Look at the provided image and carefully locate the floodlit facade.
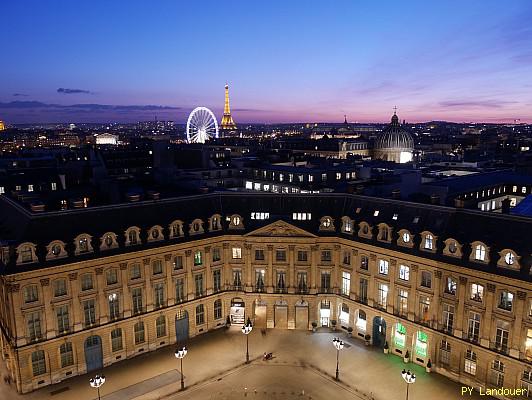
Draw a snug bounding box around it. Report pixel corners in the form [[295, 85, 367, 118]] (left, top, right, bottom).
[[0, 193, 530, 396]]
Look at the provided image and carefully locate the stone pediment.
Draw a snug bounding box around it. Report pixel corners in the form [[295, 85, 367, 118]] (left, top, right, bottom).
[[245, 220, 317, 238]]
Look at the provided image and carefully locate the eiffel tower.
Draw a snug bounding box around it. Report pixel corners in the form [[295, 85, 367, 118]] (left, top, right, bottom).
[[220, 84, 237, 130]]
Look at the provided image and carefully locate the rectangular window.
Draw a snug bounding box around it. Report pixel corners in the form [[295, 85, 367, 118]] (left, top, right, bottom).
[[83, 299, 96, 326], [440, 340, 451, 365], [292, 213, 312, 221], [156, 316, 166, 338], [276, 250, 286, 262], [399, 265, 409, 281], [276, 270, 286, 292], [419, 296, 430, 323], [297, 250, 308, 262], [154, 283, 165, 308], [194, 274, 204, 298], [232, 247, 242, 259], [360, 256, 368, 270], [495, 322, 509, 352], [445, 277, 457, 295], [498, 291, 513, 311], [56, 305, 70, 334], [109, 294, 120, 320], [27, 311, 42, 341], [468, 312, 480, 342], [233, 270, 242, 289], [152, 259, 163, 275], [81, 274, 94, 291], [196, 304, 205, 325], [213, 269, 222, 292], [194, 250, 202, 266], [24, 286, 39, 303], [442, 304, 454, 333], [320, 271, 331, 292], [464, 350, 477, 375], [212, 248, 221, 262], [377, 283, 388, 308], [175, 278, 186, 303], [359, 278, 368, 303], [173, 255, 183, 270], [398, 290, 408, 316], [106, 269, 118, 285], [255, 249, 265, 261], [342, 271, 350, 296], [214, 300, 223, 320], [132, 288, 143, 314], [421, 271, 432, 288], [130, 264, 141, 280], [379, 260, 389, 275], [53, 279, 67, 297], [297, 272, 308, 293], [343, 251, 351, 265], [471, 284, 484, 301], [321, 250, 332, 262]]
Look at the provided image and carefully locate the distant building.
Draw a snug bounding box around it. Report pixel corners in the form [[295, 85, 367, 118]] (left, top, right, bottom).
[[220, 84, 237, 131], [373, 112, 414, 163], [95, 133, 118, 145], [0, 120, 5, 131]]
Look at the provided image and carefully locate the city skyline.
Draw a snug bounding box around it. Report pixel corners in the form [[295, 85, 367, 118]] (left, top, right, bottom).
[[2, 0, 532, 124]]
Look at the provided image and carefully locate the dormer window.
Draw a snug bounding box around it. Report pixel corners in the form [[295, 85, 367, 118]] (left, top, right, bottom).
[[169, 220, 183, 238], [46, 240, 67, 260], [148, 225, 163, 242], [228, 214, 244, 229], [424, 234, 433, 250], [232, 216, 240, 226], [373, 210, 379, 217], [105, 235, 113, 247], [125, 227, 141, 246], [323, 218, 331, 228], [497, 249, 520, 270], [79, 237, 89, 253], [474, 244, 486, 261], [341, 217, 353, 233], [449, 241, 457, 254], [378, 224, 391, 242], [320, 216, 335, 231], [100, 232, 118, 251], [504, 252, 514, 265], [403, 232, 410, 243], [129, 230, 138, 245], [20, 245, 34, 263], [52, 244, 61, 256]]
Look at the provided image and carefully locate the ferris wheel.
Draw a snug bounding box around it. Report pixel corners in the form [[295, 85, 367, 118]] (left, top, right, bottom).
[[186, 107, 219, 143]]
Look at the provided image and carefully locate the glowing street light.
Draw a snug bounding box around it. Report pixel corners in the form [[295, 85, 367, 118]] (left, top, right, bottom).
[[89, 374, 106, 400], [401, 369, 416, 400], [332, 337, 344, 381], [175, 346, 188, 391], [241, 317, 253, 363]]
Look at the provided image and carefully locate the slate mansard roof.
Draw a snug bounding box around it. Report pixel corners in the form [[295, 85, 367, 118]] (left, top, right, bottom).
[[0, 192, 530, 281]]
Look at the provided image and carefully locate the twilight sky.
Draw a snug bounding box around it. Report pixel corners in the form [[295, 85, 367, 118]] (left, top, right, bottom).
[[1, 0, 532, 124]]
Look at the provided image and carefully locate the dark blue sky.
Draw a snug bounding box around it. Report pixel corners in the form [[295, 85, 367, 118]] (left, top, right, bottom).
[[1, 0, 532, 123]]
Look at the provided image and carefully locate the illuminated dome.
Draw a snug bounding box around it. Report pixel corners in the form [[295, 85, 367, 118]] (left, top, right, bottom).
[[374, 112, 414, 163]]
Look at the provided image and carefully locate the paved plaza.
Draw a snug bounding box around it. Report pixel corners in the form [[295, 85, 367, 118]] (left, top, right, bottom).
[[0, 327, 493, 400]]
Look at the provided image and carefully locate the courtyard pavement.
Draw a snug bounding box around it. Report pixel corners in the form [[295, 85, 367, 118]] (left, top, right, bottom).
[[0, 327, 493, 400]]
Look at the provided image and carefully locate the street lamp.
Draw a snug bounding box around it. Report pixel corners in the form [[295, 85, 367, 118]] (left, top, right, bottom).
[[175, 346, 188, 391], [241, 317, 253, 363], [401, 369, 416, 400], [332, 337, 344, 381], [89, 374, 106, 400]]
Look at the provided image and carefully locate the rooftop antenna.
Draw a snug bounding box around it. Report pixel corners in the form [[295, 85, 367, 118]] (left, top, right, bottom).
[[393, 106, 397, 115]]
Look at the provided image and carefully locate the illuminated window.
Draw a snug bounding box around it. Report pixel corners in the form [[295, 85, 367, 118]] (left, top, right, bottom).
[[395, 323, 406, 347], [474, 244, 486, 261], [415, 331, 428, 357], [378, 259, 388, 275], [399, 265, 409, 281], [232, 247, 242, 259]]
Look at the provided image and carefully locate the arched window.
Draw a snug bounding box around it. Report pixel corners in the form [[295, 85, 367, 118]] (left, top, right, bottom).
[[424, 234, 433, 250], [214, 299, 222, 320], [59, 342, 74, 368], [129, 230, 138, 245], [31, 350, 46, 376], [134, 322, 145, 344], [111, 328, 123, 352], [156, 315, 166, 338], [504, 252, 514, 265]]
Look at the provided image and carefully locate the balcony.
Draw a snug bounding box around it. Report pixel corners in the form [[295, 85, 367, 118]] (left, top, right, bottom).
[[318, 287, 332, 294], [355, 295, 368, 305], [230, 285, 243, 291], [463, 332, 480, 344], [497, 302, 513, 312], [254, 286, 265, 293], [275, 287, 288, 294], [297, 287, 309, 295], [491, 342, 509, 355]]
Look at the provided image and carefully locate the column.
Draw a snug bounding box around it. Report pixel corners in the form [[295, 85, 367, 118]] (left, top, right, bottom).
[[432, 270, 442, 329], [350, 249, 359, 300], [185, 250, 194, 300], [69, 272, 82, 331], [205, 246, 212, 294], [453, 276, 467, 337], [407, 264, 418, 321], [222, 243, 230, 291], [333, 244, 340, 293], [288, 245, 295, 293], [310, 245, 319, 293], [120, 262, 132, 318], [143, 258, 154, 312], [367, 254, 378, 307], [95, 267, 107, 323], [511, 290, 527, 358], [244, 243, 252, 291], [480, 283, 495, 347], [9, 284, 25, 346], [387, 260, 397, 314], [267, 245, 274, 293], [38, 279, 54, 339], [165, 254, 175, 305]]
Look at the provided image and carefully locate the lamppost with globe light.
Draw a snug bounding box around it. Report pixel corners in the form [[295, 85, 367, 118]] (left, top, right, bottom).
[[332, 337, 344, 381], [401, 369, 416, 400], [241, 317, 253, 363], [175, 346, 188, 391], [89, 374, 106, 400]]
